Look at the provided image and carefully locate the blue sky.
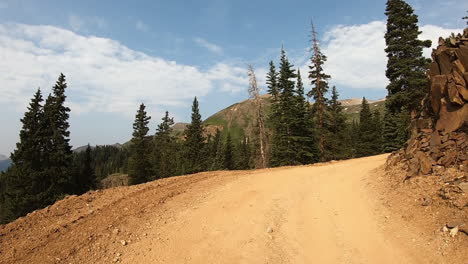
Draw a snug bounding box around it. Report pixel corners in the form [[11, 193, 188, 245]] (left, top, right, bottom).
[[0, 0, 467, 155]]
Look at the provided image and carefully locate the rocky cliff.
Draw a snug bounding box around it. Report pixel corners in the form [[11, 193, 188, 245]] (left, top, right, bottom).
[[388, 28, 468, 179]]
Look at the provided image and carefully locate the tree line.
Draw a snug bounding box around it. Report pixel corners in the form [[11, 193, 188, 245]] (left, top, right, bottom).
[[0, 0, 431, 224]]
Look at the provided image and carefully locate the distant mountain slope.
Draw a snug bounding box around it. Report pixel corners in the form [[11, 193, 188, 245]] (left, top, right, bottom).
[[0, 154, 8, 161], [0, 159, 12, 172], [202, 95, 386, 141]]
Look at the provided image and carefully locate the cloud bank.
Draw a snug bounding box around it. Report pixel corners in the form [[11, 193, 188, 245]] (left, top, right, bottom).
[[321, 21, 462, 90], [0, 23, 246, 117]]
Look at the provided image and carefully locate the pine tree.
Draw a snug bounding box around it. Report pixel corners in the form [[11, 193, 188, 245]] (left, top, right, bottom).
[[128, 103, 152, 185], [308, 22, 331, 159], [292, 70, 319, 164], [41, 73, 73, 201], [72, 144, 96, 194], [372, 109, 383, 152], [184, 97, 206, 174], [357, 98, 382, 157], [266, 61, 279, 101], [384, 0, 431, 150], [382, 111, 399, 152], [11, 89, 44, 170], [223, 132, 234, 170], [235, 136, 252, 170], [385, 0, 431, 113], [357, 98, 374, 157], [269, 48, 298, 166], [1, 89, 45, 223], [325, 86, 349, 160], [208, 128, 224, 170], [153, 111, 176, 179]]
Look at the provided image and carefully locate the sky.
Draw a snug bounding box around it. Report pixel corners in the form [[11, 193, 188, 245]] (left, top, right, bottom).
[[0, 0, 467, 155]]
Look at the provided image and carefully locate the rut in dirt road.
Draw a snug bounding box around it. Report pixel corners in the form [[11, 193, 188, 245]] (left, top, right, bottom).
[[0, 155, 451, 263]]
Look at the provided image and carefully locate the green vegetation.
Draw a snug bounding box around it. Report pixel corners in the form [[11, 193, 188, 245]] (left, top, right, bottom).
[[0, 0, 432, 224], [383, 0, 431, 151]]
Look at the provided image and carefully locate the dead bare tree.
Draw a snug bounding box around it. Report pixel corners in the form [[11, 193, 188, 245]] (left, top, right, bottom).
[[247, 64, 267, 168]]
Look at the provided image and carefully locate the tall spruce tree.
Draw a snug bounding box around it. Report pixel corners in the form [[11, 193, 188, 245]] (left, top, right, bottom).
[[128, 103, 152, 185], [1, 89, 45, 223], [42, 73, 73, 201], [325, 86, 349, 160], [266, 61, 280, 101], [269, 48, 298, 166], [184, 97, 206, 173], [153, 111, 176, 179], [235, 136, 252, 170], [208, 128, 224, 170], [357, 98, 382, 157], [385, 0, 431, 112], [384, 0, 431, 149], [72, 144, 96, 194], [308, 22, 331, 159], [292, 70, 319, 164]]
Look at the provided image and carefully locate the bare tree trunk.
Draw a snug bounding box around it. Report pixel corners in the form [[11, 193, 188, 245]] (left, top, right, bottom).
[[247, 65, 267, 168], [311, 22, 325, 158]]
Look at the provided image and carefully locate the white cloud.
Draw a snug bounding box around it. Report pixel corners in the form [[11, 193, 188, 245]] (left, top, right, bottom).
[[0, 23, 247, 118], [320, 21, 462, 90], [193, 37, 223, 54], [135, 20, 150, 32], [68, 15, 107, 32]]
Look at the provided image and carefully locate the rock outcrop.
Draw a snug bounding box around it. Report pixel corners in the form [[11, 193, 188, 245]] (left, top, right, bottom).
[[387, 28, 468, 179]]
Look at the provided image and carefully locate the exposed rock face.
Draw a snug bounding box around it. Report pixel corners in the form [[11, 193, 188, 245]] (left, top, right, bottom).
[[429, 33, 468, 133], [387, 28, 468, 180]]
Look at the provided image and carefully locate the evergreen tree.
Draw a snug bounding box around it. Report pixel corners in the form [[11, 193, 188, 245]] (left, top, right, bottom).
[[325, 86, 349, 160], [382, 111, 399, 152], [235, 136, 252, 170], [184, 97, 206, 174], [372, 109, 383, 152], [1, 89, 45, 223], [357, 98, 382, 157], [269, 48, 297, 166], [208, 128, 224, 170], [307, 22, 331, 159], [41, 73, 73, 201], [72, 144, 96, 194], [384, 0, 431, 150], [266, 61, 279, 101], [10, 89, 44, 170], [128, 103, 152, 185], [153, 111, 176, 179], [292, 70, 319, 164], [223, 132, 234, 170]]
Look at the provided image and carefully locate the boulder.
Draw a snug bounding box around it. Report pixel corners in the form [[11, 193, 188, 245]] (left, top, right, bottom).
[[447, 82, 464, 105], [436, 99, 468, 132], [438, 150, 457, 167], [430, 75, 447, 113], [455, 45, 468, 70], [416, 151, 433, 175], [453, 70, 466, 86], [436, 50, 453, 75], [430, 130, 441, 147], [428, 62, 440, 77], [456, 84, 468, 101], [453, 59, 466, 74]]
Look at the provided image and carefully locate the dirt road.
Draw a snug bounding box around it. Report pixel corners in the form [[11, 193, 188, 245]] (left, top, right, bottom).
[[0, 154, 455, 263]]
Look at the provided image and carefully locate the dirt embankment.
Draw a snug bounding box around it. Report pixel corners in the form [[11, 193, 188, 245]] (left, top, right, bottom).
[[0, 155, 466, 264]]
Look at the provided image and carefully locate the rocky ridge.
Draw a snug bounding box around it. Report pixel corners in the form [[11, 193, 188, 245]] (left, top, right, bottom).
[[386, 29, 468, 235]]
